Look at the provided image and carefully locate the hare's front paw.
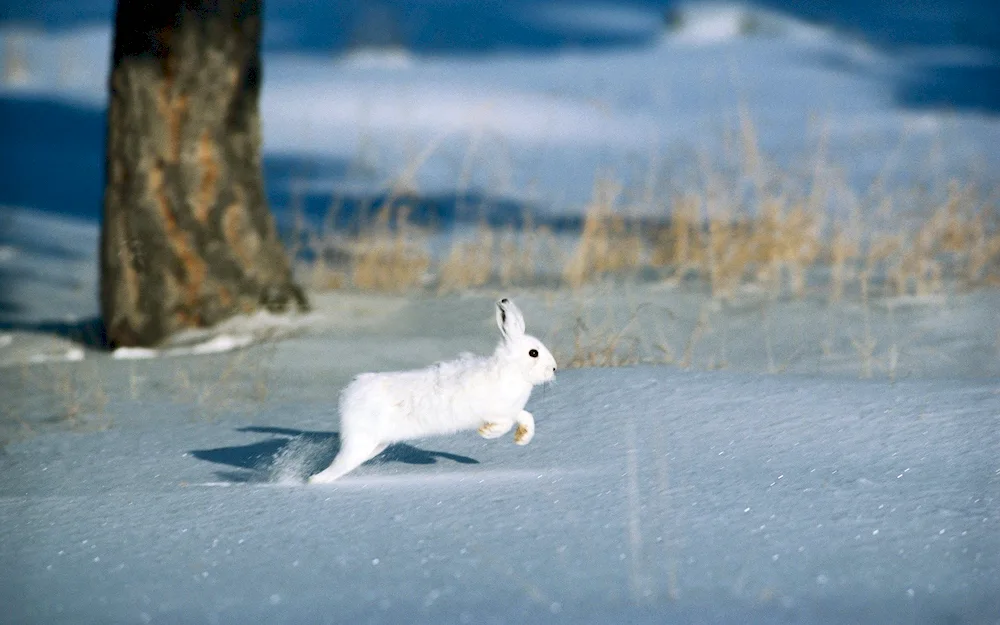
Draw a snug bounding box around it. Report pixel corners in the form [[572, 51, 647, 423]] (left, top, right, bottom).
[[479, 419, 513, 439], [514, 410, 535, 445]]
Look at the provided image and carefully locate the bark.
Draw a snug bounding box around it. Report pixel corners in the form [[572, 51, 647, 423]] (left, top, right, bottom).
[[101, 0, 307, 348]]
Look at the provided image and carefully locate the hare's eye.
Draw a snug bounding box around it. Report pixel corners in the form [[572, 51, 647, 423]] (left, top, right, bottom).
[[528, 349, 539, 358]]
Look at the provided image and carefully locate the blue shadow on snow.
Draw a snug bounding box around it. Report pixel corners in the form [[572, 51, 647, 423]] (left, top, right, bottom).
[[190, 425, 479, 483]]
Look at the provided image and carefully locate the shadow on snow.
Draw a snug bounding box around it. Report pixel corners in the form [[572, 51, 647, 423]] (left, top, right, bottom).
[[190, 425, 479, 483], [0, 316, 108, 349]]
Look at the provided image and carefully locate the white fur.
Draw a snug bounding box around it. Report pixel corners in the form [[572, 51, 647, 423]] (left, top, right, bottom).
[[309, 298, 556, 483]]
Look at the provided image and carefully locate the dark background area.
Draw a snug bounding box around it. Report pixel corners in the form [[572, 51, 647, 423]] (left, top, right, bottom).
[[2, 0, 998, 53], [0, 0, 998, 225]]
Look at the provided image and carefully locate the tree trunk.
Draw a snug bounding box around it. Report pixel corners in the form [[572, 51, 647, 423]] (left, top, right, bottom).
[[101, 0, 307, 348]]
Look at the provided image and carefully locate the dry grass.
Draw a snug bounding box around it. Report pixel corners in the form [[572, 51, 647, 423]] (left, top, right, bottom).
[[562, 177, 645, 289], [13, 360, 113, 432], [650, 193, 702, 270], [301, 196, 350, 291], [1, 359, 109, 446], [546, 289, 683, 370], [297, 185, 998, 300], [287, 112, 1000, 304], [649, 192, 825, 300], [890, 182, 1000, 294], [437, 224, 496, 293], [558, 311, 644, 368], [164, 343, 277, 415], [829, 223, 860, 302], [499, 221, 564, 288], [349, 203, 431, 293]]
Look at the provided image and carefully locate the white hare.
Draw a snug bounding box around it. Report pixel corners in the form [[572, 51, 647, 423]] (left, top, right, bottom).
[[308, 298, 557, 483]]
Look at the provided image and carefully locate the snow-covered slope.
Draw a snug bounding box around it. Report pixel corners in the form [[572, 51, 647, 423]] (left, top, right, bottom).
[[2, 365, 997, 624], [3, 3, 999, 222]]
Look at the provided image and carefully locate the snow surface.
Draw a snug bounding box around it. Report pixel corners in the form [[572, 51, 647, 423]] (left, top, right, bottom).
[[2, 362, 998, 624], [2, 290, 999, 623]]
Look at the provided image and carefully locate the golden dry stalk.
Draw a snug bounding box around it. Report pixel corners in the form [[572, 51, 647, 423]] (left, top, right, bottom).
[[563, 178, 645, 289], [350, 204, 430, 293], [437, 226, 496, 293]]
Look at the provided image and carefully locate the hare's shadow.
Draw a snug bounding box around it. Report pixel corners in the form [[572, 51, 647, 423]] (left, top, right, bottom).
[[190, 426, 479, 483]]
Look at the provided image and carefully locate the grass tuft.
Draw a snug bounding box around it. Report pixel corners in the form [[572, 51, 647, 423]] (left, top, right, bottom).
[[283, 111, 1000, 308], [349, 203, 431, 293]]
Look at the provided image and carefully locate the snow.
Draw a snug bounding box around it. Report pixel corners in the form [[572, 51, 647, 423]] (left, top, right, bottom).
[[2, 289, 999, 622], [2, 362, 998, 624], [0, 24, 110, 106], [112, 335, 254, 360], [2, 1, 1000, 622], [340, 47, 417, 70], [26, 346, 84, 363], [665, 2, 832, 44], [3, 3, 999, 219]]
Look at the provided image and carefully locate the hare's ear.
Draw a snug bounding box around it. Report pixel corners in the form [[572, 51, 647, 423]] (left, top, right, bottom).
[[496, 298, 526, 341]]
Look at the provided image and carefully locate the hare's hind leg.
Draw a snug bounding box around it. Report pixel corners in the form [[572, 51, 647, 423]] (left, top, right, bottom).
[[366, 443, 389, 462], [514, 410, 535, 445], [308, 436, 381, 484]]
